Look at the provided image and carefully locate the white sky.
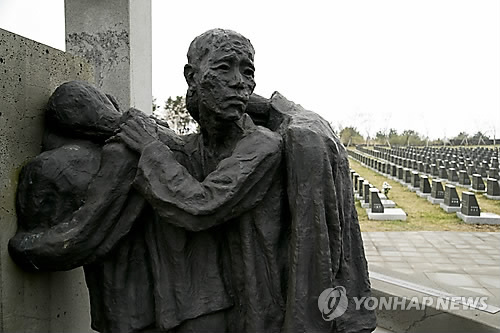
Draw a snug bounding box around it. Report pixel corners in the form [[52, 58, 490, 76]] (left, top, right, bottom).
[[0, 0, 498, 140]]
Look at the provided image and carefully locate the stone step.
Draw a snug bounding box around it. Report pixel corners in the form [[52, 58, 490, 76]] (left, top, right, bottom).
[[371, 271, 500, 333]]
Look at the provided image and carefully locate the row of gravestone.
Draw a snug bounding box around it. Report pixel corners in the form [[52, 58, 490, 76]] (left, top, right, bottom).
[[358, 145, 500, 182], [373, 145, 498, 168], [349, 170, 407, 221], [350, 171, 386, 213], [353, 147, 500, 200], [348, 149, 500, 225]]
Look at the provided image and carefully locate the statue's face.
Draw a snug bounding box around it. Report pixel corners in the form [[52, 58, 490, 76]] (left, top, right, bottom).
[[196, 40, 256, 122]]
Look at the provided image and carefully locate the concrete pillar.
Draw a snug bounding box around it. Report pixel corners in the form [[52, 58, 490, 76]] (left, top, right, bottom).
[[0, 28, 93, 333], [65, 0, 152, 114]]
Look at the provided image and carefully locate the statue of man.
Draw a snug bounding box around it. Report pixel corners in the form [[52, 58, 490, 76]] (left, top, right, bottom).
[[10, 29, 376, 333]]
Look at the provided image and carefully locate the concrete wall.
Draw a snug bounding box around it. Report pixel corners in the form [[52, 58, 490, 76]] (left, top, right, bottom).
[[0, 28, 94, 333]]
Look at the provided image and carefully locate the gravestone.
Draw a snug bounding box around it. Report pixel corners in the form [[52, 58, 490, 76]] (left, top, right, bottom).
[[430, 164, 438, 176], [420, 176, 431, 193], [428, 179, 445, 204], [397, 166, 404, 180], [417, 175, 432, 198], [403, 168, 412, 184], [439, 166, 448, 180], [460, 192, 480, 216], [390, 164, 397, 177], [488, 167, 499, 179], [417, 161, 424, 172], [491, 157, 499, 169], [409, 159, 416, 170], [381, 162, 387, 174], [353, 173, 360, 192], [369, 188, 384, 213], [357, 177, 365, 200], [485, 178, 500, 200], [476, 164, 487, 178], [472, 174, 486, 192], [458, 170, 471, 186], [467, 164, 476, 176], [423, 162, 431, 174], [441, 184, 461, 213], [447, 168, 459, 183], [409, 171, 420, 192], [363, 182, 371, 206]]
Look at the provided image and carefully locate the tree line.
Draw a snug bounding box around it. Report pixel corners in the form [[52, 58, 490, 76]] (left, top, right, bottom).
[[336, 127, 496, 147]]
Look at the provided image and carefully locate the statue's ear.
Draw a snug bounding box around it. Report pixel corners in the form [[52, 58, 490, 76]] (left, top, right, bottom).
[[184, 64, 196, 88]]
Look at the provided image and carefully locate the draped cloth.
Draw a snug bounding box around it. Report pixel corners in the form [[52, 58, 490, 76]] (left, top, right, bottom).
[[267, 93, 376, 333], [9, 89, 376, 333]]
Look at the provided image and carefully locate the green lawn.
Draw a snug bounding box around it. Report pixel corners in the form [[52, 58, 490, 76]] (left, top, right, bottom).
[[348, 157, 500, 232]]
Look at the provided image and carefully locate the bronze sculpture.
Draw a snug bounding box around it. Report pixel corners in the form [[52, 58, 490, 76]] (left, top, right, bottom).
[[10, 29, 376, 333]]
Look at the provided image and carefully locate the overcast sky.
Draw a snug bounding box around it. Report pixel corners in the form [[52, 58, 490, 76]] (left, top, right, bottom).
[[1, 0, 498, 140]]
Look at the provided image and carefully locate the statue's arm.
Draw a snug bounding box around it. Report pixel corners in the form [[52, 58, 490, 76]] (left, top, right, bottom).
[[133, 129, 282, 231]]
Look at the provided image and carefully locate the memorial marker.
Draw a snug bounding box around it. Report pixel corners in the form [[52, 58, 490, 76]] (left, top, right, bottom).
[[441, 184, 461, 213]]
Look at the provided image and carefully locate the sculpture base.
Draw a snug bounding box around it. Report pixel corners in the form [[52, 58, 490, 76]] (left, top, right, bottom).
[[427, 197, 444, 205], [381, 200, 396, 208], [484, 194, 500, 200], [367, 208, 407, 221], [408, 185, 420, 192], [439, 203, 461, 213], [456, 212, 500, 225], [416, 191, 431, 199]]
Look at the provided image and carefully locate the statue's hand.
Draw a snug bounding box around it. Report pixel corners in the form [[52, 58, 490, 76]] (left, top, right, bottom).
[[109, 108, 159, 153]]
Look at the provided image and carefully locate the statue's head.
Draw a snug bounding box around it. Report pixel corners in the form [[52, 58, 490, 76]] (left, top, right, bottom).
[[184, 29, 256, 124]]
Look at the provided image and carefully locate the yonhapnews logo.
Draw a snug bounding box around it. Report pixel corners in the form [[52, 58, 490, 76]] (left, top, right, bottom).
[[317, 286, 348, 321], [318, 286, 491, 321]]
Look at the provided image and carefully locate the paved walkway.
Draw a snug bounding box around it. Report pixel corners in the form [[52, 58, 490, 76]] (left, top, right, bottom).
[[363, 231, 500, 310]]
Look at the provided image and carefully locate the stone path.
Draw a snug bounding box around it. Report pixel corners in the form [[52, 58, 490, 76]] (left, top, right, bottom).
[[363, 231, 500, 310]]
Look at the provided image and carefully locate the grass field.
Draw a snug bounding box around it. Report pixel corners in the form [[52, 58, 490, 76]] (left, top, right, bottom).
[[348, 157, 500, 232]]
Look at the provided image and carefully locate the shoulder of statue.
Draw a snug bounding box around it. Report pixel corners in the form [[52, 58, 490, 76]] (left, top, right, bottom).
[[238, 114, 283, 154]]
